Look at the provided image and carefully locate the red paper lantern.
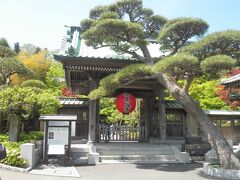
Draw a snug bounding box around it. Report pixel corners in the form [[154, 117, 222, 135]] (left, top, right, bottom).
[[116, 92, 136, 114]]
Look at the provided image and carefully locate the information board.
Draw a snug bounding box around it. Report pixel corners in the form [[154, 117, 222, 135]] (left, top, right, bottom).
[[48, 127, 69, 145]]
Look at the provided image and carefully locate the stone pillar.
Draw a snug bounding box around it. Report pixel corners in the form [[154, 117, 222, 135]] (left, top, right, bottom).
[[20, 143, 35, 168], [9, 114, 20, 142], [158, 88, 166, 142]]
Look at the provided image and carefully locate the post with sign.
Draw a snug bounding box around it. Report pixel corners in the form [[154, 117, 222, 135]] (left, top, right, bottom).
[[39, 115, 77, 164]]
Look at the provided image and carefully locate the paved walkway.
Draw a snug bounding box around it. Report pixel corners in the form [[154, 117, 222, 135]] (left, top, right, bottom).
[[0, 163, 218, 180], [29, 164, 80, 177]]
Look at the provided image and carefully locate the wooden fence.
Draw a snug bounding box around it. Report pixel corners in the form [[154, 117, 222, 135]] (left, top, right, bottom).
[[99, 124, 146, 141]]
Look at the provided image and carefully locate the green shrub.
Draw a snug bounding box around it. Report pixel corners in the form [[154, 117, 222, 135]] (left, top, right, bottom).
[[2, 142, 21, 151], [19, 131, 44, 142], [21, 79, 47, 89], [210, 162, 221, 168], [0, 131, 43, 167], [0, 149, 28, 168], [0, 134, 8, 142]]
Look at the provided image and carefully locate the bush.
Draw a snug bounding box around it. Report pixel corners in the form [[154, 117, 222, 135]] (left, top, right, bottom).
[[2, 142, 21, 151], [0, 131, 43, 167], [21, 79, 47, 89], [210, 162, 221, 168], [0, 134, 8, 142], [0, 149, 28, 168], [19, 131, 44, 142]]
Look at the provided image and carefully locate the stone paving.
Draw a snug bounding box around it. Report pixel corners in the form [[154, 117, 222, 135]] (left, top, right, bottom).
[[0, 162, 219, 180], [29, 164, 80, 177]]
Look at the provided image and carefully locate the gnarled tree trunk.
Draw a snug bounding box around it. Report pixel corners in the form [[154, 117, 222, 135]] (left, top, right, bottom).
[[153, 73, 240, 169]]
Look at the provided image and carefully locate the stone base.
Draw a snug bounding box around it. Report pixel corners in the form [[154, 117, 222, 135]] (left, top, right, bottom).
[[178, 152, 191, 163], [203, 163, 240, 179], [171, 146, 191, 163], [185, 137, 202, 144], [88, 153, 99, 165], [183, 143, 211, 156], [190, 156, 205, 161], [149, 138, 166, 144]]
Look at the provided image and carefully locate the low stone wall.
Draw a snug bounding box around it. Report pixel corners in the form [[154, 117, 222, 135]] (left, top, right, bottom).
[[20, 140, 43, 168], [0, 163, 31, 173], [203, 163, 240, 179]]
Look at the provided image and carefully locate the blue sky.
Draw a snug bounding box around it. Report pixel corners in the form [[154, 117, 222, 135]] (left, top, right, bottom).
[[0, 0, 239, 50]]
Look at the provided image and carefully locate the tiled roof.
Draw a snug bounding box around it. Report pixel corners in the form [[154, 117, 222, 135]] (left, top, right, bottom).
[[220, 74, 240, 87], [59, 97, 89, 106], [204, 110, 240, 116], [165, 100, 183, 110], [39, 115, 77, 121], [204, 110, 240, 120]]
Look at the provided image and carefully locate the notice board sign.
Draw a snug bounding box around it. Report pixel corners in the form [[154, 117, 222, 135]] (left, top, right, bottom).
[[48, 127, 69, 145]]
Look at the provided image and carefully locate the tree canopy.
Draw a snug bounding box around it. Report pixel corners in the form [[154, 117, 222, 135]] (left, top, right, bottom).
[[11, 51, 51, 85], [0, 38, 10, 48], [81, 0, 167, 64], [0, 45, 16, 58], [158, 17, 208, 55], [189, 77, 230, 110], [83, 0, 240, 168], [0, 87, 61, 141], [0, 57, 33, 85]]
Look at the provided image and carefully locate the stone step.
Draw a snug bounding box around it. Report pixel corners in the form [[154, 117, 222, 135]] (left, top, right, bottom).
[[71, 152, 88, 156], [71, 144, 90, 153], [99, 154, 177, 163], [97, 146, 173, 151], [98, 150, 174, 155], [71, 156, 88, 165], [71, 139, 88, 144], [100, 160, 180, 164]]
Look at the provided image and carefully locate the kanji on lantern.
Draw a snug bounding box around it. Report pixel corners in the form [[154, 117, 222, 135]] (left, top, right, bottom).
[[116, 92, 136, 114]]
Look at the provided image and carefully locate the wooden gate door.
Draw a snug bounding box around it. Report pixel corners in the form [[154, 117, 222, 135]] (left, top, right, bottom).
[[75, 111, 89, 139]]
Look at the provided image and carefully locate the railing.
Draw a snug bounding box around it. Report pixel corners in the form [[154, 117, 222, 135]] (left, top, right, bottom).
[[99, 124, 146, 142]]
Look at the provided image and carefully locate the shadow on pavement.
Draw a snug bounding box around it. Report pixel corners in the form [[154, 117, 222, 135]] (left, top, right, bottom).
[[134, 162, 203, 172]]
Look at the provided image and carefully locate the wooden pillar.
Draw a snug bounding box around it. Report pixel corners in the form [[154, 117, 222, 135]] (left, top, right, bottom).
[[96, 100, 100, 142], [88, 78, 98, 145], [68, 121, 72, 159], [65, 69, 71, 87], [43, 121, 49, 164], [158, 88, 166, 141], [88, 99, 97, 144], [143, 97, 149, 139]]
